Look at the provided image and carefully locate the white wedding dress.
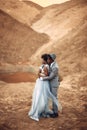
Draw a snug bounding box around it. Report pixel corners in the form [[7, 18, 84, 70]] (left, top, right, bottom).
[[28, 64, 59, 121]]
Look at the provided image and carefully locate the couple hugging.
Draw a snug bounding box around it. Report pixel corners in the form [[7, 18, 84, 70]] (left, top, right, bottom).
[[28, 54, 62, 121]]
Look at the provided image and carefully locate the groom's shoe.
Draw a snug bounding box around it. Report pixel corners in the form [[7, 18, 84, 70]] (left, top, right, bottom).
[[40, 113, 50, 118], [50, 113, 59, 118]]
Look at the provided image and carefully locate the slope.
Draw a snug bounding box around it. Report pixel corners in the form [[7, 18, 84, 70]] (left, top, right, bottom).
[[0, 9, 49, 64], [0, 0, 43, 26]]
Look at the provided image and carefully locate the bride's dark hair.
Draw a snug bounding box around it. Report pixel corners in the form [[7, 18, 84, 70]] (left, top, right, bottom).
[[41, 54, 48, 62]]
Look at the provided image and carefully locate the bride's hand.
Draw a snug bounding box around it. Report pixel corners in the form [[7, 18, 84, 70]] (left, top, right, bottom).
[[39, 73, 45, 77]]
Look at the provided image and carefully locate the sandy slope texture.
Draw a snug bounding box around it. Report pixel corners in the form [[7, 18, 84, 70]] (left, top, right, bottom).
[[32, 0, 87, 40], [30, 0, 87, 72], [0, 0, 43, 26], [0, 75, 87, 130], [0, 9, 49, 64]]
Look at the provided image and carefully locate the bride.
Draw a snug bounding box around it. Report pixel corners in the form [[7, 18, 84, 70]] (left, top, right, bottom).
[[28, 54, 58, 121]]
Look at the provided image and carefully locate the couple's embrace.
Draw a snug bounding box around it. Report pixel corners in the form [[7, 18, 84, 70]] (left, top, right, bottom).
[[28, 54, 62, 121]]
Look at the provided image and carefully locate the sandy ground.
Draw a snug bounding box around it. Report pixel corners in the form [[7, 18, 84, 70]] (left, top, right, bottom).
[[0, 74, 87, 130]]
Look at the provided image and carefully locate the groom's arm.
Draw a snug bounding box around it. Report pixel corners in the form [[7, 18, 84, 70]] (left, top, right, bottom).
[[43, 67, 58, 80]]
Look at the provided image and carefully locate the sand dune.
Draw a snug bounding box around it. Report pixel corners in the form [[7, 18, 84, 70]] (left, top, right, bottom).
[[23, 0, 43, 10], [32, 0, 87, 40], [0, 9, 49, 64], [31, 0, 87, 71], [0, 0, 43, 26]]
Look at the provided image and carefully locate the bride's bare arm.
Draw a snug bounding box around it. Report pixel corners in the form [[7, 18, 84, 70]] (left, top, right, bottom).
[[38, 69, 41, 78], [43, 66, 49, 76]]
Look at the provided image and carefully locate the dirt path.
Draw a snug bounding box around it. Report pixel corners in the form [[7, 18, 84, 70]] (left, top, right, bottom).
[[0, 72, 36, 83], [0, 76, 87, 130]]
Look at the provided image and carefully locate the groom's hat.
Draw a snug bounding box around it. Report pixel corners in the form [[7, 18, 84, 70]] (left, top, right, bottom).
[[49, 54, 56, 61]]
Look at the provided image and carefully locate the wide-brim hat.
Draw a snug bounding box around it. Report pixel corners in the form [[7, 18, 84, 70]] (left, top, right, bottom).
[[49, 54, 56, 61]]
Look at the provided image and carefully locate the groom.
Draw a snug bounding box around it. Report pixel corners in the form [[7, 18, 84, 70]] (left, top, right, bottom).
[[43, 54, 59, 118]]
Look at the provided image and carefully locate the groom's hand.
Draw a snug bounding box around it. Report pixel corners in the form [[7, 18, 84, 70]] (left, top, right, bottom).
[[38, 73, 42, 78]]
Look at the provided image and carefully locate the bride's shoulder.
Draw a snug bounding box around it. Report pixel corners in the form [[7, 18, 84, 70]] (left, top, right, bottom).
[[39, 64, 44, 70], [44, 64, 49, 69], [45, 64, 49, 67], [39, 64, 49, 70]]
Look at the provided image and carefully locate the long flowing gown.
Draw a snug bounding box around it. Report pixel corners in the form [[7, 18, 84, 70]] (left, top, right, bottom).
[[28, 64, 59, 121]]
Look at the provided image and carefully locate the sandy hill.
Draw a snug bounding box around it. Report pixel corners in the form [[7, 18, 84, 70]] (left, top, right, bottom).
[[0, 9, 49, 64], [32, 0, 87, 40], [0, 0, 43, 26], [31, 0, 87, 76], [23, 0, 43, 10]]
